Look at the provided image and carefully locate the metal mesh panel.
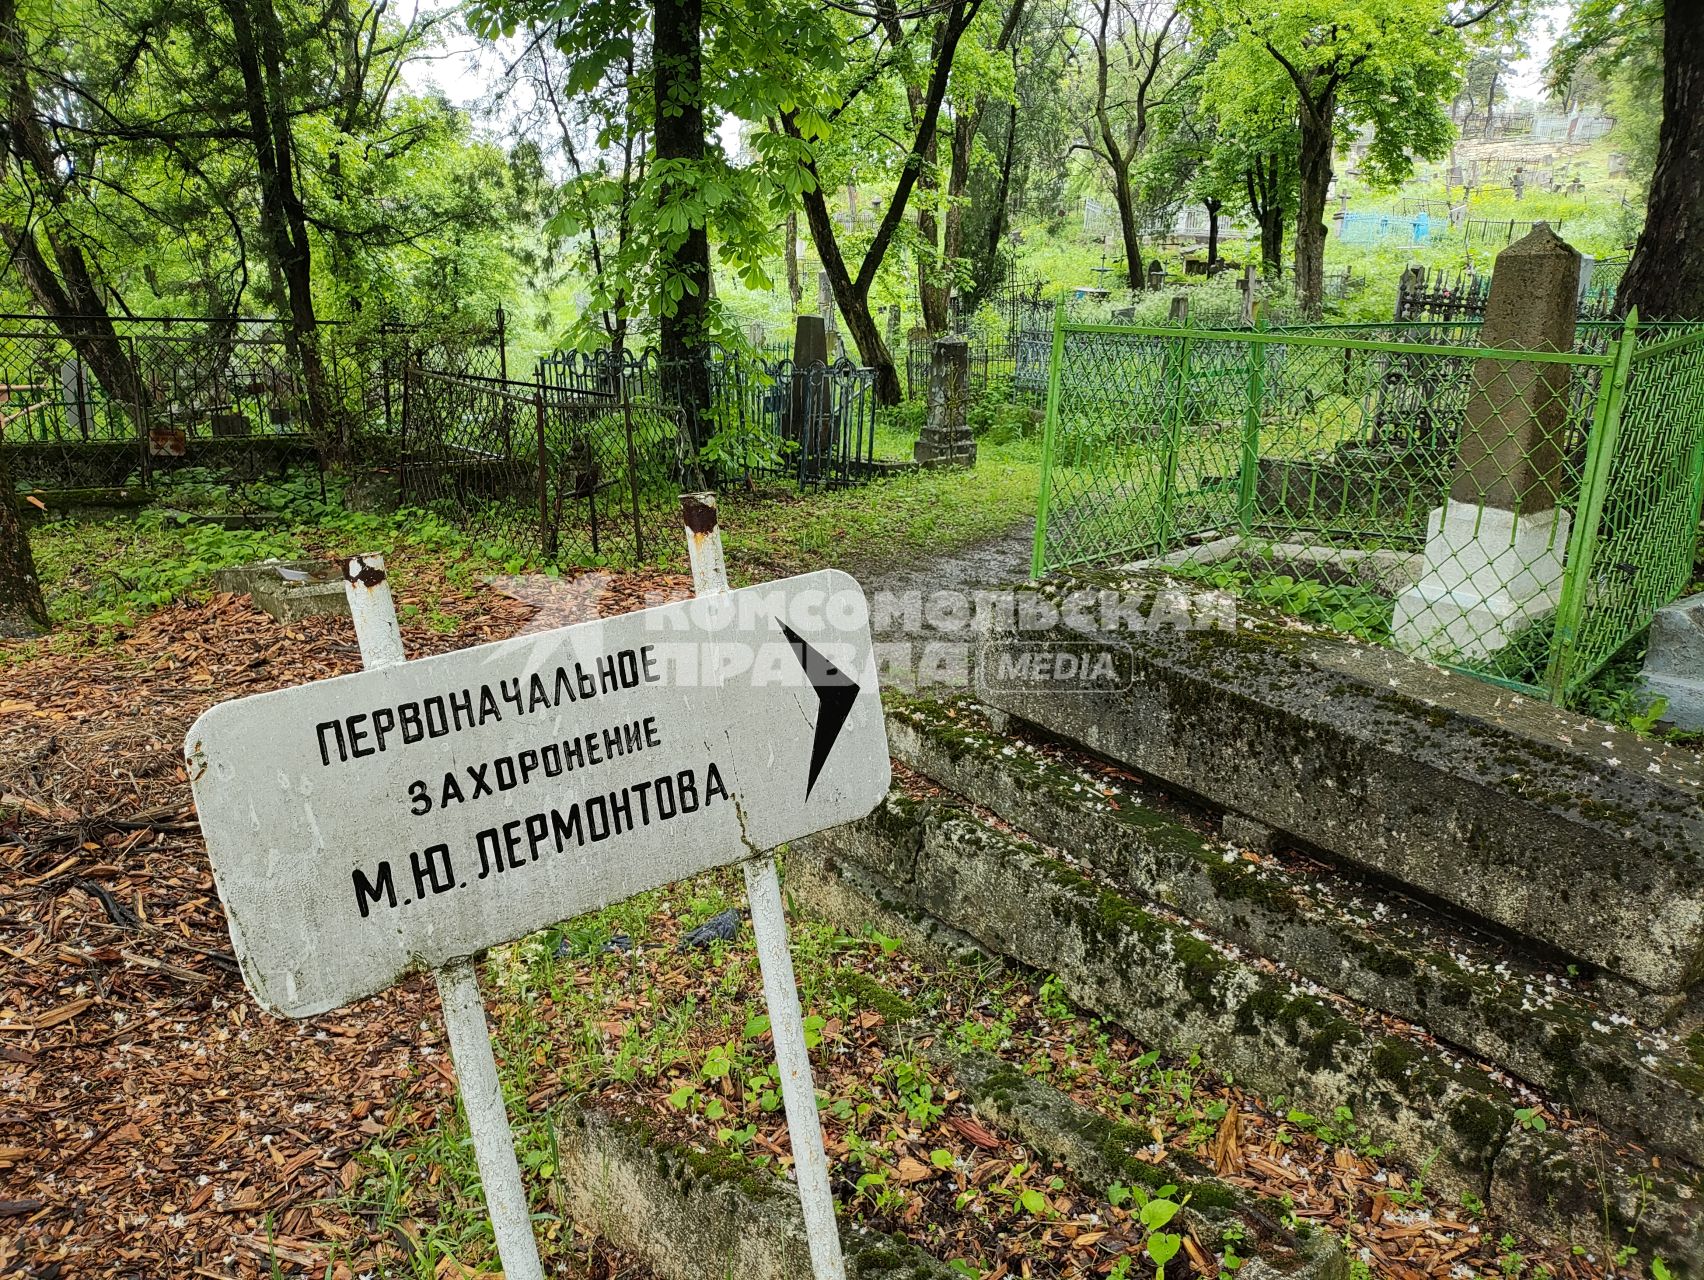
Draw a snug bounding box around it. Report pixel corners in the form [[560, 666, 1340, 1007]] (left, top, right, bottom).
[[1558, 325, 1704, 694], [1032, 311, 1704, 706]]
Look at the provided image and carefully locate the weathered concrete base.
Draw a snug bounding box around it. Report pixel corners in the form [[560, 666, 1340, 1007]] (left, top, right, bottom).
[[974, 574, 1704, 997], [791, 794, 1704, 1264], [913, 431, 976, 468], [1392, 501, 1570, 660], [1128, 533, 1421, 596], [213, 559, 351, 622], [882, 696, 1704, 1170], [1641, 591, 1704, 731], [552, 1103, 957, 1280]]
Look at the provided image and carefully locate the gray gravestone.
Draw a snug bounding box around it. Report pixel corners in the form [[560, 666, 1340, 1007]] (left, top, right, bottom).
[[58, 358, 91, 436], [789, 315, 831, 452], [1449, 224, 1580, 514], [913, 337, 975, 469], [1393, 223, 1583, 659]]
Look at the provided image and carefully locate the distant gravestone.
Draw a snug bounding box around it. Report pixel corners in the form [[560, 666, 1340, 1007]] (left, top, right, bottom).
[[1146, 260, 1165, 292], [58, 358, 91, 437], [913, 337, 975, 469], [1393, 224, 1583, 660], [1168, 295, 1190, 326], [789, 315, 831, 455]]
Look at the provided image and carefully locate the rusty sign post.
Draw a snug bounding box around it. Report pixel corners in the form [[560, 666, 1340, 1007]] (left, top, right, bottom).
[[185, 534, 889, 1278], [680, 492, 846, 1279]]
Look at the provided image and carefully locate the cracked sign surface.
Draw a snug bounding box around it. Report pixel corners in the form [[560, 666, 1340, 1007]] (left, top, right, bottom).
[[185, 569, 890, 1018]]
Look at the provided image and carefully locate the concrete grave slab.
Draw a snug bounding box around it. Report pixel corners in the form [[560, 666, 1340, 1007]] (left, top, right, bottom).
[[883, 695, 1704, 1168], [213, 559, 351, 622], [974, 573, 1704, 996], [792, 793, 1704, 1262]]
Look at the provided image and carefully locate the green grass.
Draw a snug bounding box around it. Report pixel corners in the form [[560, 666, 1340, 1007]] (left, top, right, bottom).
[[7, 432, 1044, 662], [720, 437, 1042, 583]]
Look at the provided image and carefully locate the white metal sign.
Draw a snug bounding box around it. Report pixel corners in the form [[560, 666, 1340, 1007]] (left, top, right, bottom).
[[186, 567, 890, 1019]]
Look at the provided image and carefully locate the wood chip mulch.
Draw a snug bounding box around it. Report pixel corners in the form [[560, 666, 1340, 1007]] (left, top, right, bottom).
[[0, 561, 689, 1279]]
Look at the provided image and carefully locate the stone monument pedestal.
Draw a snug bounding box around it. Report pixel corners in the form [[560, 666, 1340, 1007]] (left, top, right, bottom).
[[1392, 501, 1571, 660], [914, 337, 976, 469], [1391, 223, 1583, 664]]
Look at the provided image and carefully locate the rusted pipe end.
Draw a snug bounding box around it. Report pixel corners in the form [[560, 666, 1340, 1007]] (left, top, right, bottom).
[[343, 553, 388, 589], [680, 492, 719, 535]]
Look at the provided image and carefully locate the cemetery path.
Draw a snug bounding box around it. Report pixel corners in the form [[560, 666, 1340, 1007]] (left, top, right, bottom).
[[859, 519, 1035, 689], [858, 518, 1036, 605]]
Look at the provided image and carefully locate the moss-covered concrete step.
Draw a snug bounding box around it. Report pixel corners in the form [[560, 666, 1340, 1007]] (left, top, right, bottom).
[[790, 795, 1704, 1269], [933, 1044, 1347, 1280], [824, 970, 1348, 1279], [972, 573, 1704, 998], [884, 694, 1704, 1173], [552, 1102, 960, 1280]]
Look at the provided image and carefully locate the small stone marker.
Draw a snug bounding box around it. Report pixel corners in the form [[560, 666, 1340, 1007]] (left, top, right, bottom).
[[913, 336, 975, 469], [187, 516, 888, 1279], [1393, 224, 1582, 659], [1639, 590, 1704, 730]]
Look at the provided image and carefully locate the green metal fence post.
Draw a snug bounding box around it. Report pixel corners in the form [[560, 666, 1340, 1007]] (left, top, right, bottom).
[[1030, 301, 1069, 580], [1237, 316, 1266, 534], [1545, 309, 1638, 702], [1155, 318, 1193, 552]]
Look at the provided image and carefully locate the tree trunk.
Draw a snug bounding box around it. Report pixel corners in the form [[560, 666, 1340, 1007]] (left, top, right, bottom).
[[786, 209, 801, 311], [653, 0, 712, 450], [1205, 197, 1221, 268], [1260, 209, 1284, 277], [782, 0, 981, 406], [224, 0, 332, 449], [1483, 66, 1498, 139], [917, 133, 949, 331], [795, 171, 901, 403], [1293, 101, 1334, 316], [940, 111, 973, 320], [970, 98, 1021, 305], [1619, 4, 1704, 321], [0, 449, 47, 638], [1113, 163, 1143, 290]]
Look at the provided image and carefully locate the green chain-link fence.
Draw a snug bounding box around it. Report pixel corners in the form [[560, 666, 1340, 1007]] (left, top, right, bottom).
[[1032, 306, 1704, 705]]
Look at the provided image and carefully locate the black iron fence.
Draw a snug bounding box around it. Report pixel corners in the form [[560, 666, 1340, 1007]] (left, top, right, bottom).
[[395, 366, 681, 565], [0, 316, 505, 493], [536, 345, 880, 490], [2, 314, 887, 568], [1396, 260, 1628, 323]]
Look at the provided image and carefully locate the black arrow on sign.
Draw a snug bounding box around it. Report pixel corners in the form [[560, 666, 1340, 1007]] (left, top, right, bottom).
[[777, 621, 861, 799]]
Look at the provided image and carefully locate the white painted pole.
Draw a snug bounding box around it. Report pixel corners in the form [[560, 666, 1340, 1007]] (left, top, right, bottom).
[[678, 495, 847, 1280], [342, 554, 546, 1280]]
